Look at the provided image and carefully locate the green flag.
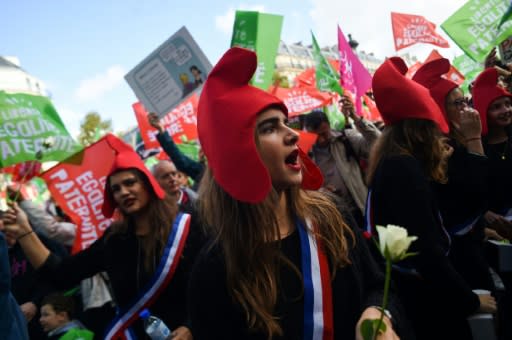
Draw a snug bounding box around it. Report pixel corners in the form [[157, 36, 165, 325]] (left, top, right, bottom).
[[324, 102, 346, 131], [498, 1, 512, 28], [311, 32, 344, 95], [442, 0, 512, 62], [0, 91, 82, 167], [231, 11, 283, 90], [452, 54, 482, 93]]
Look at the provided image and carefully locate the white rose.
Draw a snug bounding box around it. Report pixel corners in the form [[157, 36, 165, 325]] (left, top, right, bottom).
[[42, 136, 55, 149], [376, 224, 417, 262]]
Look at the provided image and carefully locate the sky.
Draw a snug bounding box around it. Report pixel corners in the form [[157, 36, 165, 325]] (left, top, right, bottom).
[[2, 0, 468, 137]]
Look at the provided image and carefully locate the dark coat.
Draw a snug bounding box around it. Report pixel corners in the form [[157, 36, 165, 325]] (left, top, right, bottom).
[[38, 215, 205, 338], [433, 144, 494, 291], [368, 154, 480, 340], [188, 216, 410, 339], [483, 137, 512, 214]]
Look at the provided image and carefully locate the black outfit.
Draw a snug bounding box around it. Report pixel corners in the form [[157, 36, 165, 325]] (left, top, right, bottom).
[[483, 137, 512, 340], [188, 220, 410, 339], [10, 232, 68, 340], [38, 217, 205, 339], [368, 155, 480, 340], [484, 138, 512, 215], [433, 143, 494, 291]]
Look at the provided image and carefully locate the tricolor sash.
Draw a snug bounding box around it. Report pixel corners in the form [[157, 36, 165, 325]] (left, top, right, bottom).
[[364, 189, 373, 235], [104, 212, 191, 339], [297, 219, 334, 340], [448, 214, 482, 236]]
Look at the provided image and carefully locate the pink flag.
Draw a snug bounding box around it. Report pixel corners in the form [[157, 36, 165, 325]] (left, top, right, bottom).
[[337, 26, 372, 115]]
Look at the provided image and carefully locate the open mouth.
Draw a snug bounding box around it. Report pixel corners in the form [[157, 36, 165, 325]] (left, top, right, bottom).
[[285, 149, 301, 170]]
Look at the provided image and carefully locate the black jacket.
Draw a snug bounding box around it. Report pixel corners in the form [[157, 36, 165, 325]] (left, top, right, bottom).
[[368, 155, 479, 340], [188, 214, 409, 339], [38, 215, 205, 338]]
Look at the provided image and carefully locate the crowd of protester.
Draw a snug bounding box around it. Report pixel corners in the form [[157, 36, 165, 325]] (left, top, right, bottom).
[[0, 45, 511, 340]]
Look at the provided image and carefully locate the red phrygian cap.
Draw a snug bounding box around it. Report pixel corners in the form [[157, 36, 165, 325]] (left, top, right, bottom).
[[197, 47, 323, 203], [413, 58, 459, 120], [101, 134, 165, 218], [472, 67, 512, 136], [372, 57, 449, 133]]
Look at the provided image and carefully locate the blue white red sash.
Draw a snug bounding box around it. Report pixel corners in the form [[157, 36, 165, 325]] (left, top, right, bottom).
[[297, 219, 333, 340], [364, 190, 374, 235], [104, 212, 191, 339], [448, 214, 481, 236]]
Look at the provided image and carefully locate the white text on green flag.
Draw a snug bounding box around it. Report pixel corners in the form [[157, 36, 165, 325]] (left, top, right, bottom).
[[0, 91, 81, 167], [442, 0, 512, 62]]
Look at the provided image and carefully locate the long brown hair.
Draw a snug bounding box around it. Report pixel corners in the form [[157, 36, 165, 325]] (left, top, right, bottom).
[[107, 169, 178, 272], [366, 119, 449, 184], [198, 168, 353, 338]]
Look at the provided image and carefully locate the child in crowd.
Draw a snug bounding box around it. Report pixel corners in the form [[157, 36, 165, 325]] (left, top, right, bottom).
[[40, 293, 93, 340]]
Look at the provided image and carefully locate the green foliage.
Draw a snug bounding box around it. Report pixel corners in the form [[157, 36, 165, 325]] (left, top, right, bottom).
[[78, 112, 112, 146]]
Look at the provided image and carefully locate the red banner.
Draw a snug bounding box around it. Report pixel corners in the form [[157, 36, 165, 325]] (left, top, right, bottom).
[[133, 94, 199, 149], [391, 12, 450, 51], [2, 161, 42, 182], [424, 50, 465, 85], [270, 87, 333, 117], [41, 135, 122, 253]]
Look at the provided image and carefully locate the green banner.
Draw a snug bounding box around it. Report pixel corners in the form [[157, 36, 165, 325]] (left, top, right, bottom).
[[311, 32, 344, 96], [452, 54, 482, 93], [231, 11, 284, 90], [0, 91, 81, 167], [441, 0, 512, 62]]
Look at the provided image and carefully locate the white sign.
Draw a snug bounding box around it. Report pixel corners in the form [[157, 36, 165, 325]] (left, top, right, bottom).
[[125, 27, 212, 117]]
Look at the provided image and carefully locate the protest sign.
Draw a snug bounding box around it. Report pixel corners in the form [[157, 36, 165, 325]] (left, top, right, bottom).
[[41, 135, 125, 253], [133, 93, 199, 149], [269, 86, 332, 117], [0, 91, 81, 167], [499, 36, 512, 63], [125, 26, 212, 117], [391, 12, 450, 51], [442, 0, 512, 62], [231, 11, 283, 90]]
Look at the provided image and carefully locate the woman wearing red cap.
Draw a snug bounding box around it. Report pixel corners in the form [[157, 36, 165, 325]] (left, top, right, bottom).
[[413, 58, 495, 292], [472, 67, 512, 340], [472, 67, 512, 240], [188, 47, 402, 340], [2, 136, 203, 340], [366, 57, 496, 340]]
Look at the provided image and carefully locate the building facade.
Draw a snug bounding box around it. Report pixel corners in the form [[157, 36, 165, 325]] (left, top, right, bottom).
[[0, 56, 49, 96], [275, 40, 383, 86]]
